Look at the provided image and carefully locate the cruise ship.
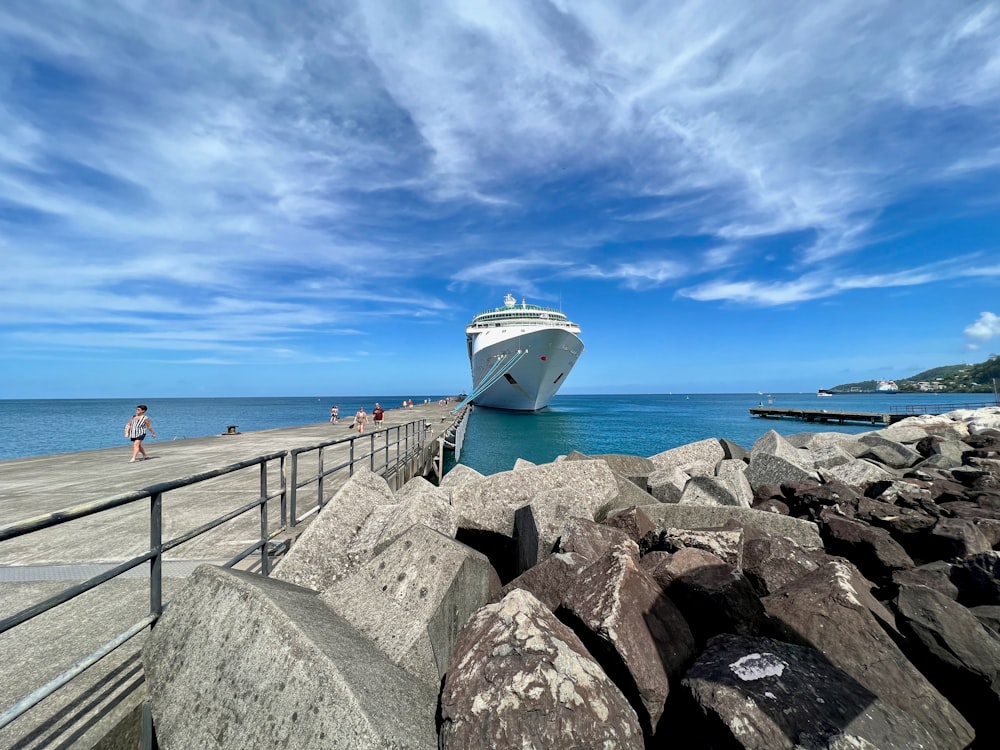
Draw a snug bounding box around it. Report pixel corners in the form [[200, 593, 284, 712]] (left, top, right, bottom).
[[464, 294, 584, 410]]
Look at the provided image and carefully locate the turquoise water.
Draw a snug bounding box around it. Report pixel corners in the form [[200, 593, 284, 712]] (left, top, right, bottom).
[[1, 393, 994, 470], [453, 392, 997, 475]]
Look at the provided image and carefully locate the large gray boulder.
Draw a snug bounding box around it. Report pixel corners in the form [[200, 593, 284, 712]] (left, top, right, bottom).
[[649, 438, 724, 471], [745, 453, 817, 492], [818, 458, 896, 487], [144, 565, 439, 749], [567, 451, 655, 491], [439, 589, 643, 749], [623, 503, 822, 549], [857, 433, 922, 469], [449, 460, 625, 537], [751, 429, 815, 471], [272, 470, 398, 590], [438, 463, 485, 491], [320, 524, 491, 686], [679, 475, 748, 507], [375, 491, 458, 553], [715, 458, 754, 506]]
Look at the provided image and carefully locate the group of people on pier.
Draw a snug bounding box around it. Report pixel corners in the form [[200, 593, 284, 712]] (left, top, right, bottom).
[[330, 402, 385, 434]]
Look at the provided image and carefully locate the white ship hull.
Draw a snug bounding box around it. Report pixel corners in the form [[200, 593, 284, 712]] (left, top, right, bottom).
[[465, 295, 584, 411], [469, 327, 583, 410]]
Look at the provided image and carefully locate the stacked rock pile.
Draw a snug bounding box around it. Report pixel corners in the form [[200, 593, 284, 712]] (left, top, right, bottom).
[[144, 407, 1000, 749]]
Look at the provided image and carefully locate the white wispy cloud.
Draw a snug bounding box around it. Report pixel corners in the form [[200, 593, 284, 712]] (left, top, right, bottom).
[[965, 312, 1000, 349]]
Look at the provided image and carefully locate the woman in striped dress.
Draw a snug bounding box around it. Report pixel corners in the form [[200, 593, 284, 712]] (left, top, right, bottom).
[[124, 404, 156, 462]]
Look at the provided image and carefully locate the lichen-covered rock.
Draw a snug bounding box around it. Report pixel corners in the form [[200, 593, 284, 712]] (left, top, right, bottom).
[[439, 589, 643, 750], [678, 474, 746, 507]]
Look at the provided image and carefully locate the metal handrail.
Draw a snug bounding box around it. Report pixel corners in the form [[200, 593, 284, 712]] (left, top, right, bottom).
[[0, 417, 431, 744]]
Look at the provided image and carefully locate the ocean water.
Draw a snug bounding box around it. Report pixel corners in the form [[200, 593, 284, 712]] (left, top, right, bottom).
[[452, 392, 998, 475], [0, 396, 445, 461], [1, 392, 994, 470]]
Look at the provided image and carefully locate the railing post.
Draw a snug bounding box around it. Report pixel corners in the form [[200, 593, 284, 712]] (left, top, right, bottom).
[[260, 461, 270, 576], [349, 437, 355, 477], [317, 447, 325, 510], [149, 491, 163, 620], [279, 454, 288, 528], [288, 451, 298, 527]]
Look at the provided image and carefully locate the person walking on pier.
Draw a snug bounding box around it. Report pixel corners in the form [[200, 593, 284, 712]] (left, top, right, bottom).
[[354, 406, 368, 434], [372, 402, 384, 429], [124, 404, 155, 462]]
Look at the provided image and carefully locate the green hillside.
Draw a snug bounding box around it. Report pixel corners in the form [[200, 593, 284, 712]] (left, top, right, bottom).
[[827, 355, 1000, 393]]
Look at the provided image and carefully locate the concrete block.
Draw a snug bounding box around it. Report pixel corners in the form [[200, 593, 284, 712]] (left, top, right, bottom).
[[320, 524, 491, 686], [144, 565, 438, 750]]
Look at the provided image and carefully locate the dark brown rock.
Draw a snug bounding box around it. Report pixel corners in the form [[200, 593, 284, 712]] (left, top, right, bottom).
[[682, 633, 938, 749], [498, 551, 590, 610], [891, 561, 959, 601], [643, 546, 764, 646], [969, 604, 1000, 638], [439, 589, 643, 749], [780, 479, 859, 521], [895, 583, 1000, 747], [601, 505, 655, 544], [559, 540, 696, 737], [949, 551, 1000, 606], [924, 517, 992, 561], [818, 508, 915, 584], [740, 533, 825, 597], [856, 496, 937, 539], [762, 559, 974, 748], [554, 515, 633, 564]]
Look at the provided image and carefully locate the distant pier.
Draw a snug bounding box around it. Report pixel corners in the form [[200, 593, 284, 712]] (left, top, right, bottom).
[[748, 406, 905, 425], [750, 398, 999, 426]]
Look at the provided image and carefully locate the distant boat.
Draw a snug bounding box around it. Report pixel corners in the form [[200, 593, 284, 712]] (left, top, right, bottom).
[[876, 380, 899, 393], [817, 389, 834, 397]]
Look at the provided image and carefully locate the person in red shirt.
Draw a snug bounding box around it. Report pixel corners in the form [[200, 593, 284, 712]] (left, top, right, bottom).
[[372, 403, 384, 429]]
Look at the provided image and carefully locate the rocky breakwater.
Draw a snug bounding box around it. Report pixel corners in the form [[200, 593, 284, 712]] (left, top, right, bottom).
[[143, 407, 1000, 749]]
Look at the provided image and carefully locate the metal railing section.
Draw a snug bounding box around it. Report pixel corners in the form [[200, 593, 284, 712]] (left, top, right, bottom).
[[0, 417, 432, 743]]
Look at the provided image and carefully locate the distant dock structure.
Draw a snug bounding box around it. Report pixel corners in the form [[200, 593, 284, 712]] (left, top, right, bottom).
[[750, 398, 999, 426], [749, 406, 903, 425]]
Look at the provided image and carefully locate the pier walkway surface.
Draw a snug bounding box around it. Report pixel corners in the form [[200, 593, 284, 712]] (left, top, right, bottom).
[[0, 399, 464, 749]]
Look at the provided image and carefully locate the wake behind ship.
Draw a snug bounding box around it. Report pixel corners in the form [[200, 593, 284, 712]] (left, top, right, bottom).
[[464, 294, 584, 411]]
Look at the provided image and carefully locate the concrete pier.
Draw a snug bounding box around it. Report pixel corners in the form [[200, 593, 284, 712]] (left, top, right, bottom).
[[0, 399, 465, 749]]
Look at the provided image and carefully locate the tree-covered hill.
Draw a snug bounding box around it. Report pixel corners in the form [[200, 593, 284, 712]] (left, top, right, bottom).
[[826, 354, 1000, 393]]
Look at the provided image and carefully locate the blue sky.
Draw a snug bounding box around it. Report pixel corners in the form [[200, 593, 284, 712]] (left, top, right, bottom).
[[1, 0, 999, 399]]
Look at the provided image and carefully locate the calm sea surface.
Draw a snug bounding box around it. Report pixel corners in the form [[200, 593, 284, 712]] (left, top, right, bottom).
[[0, 396, 442, 461], [3, 393, 994, 473]]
